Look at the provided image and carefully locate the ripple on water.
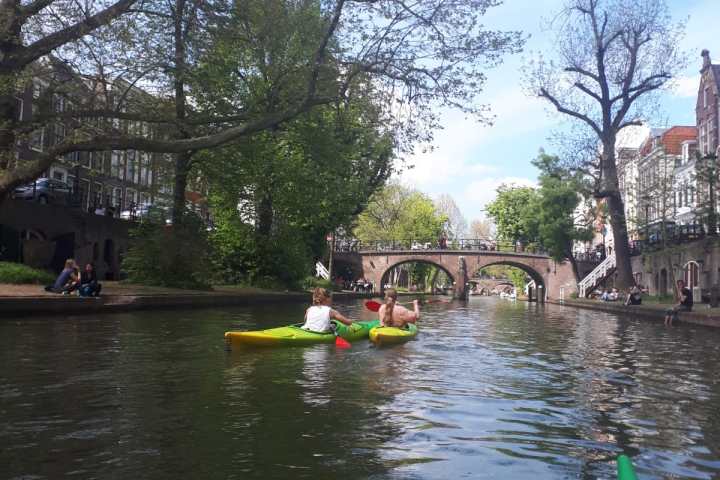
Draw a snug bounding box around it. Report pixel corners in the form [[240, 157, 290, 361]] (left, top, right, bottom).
[[1, 299, 720, 479]]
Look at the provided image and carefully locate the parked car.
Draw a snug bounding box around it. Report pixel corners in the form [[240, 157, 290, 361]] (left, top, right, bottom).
[[120, 204, 170, 223], [12, 178, 72, 204]]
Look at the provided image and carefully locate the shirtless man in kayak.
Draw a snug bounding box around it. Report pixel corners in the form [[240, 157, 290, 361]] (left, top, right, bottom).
[[378, 288, 420, 328]]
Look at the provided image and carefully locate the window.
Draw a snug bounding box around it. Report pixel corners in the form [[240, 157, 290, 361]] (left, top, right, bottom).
[[139, 152, 151, 186], [64, 151, 79, 164], [126, 150, 137, 184], [30, 128, 44, 151], [93, 182, 103, 208], [111, 151, 121, 178], [54, 123, 65, 144], [684, 261, 700, 289], [15, 96, 24, 121], [52, 168, 67, 182], [125, 188, 137, 209], [53, 94, 65, 113], [80, 179, 90, 210], [80, 152, 90, 168], [112, 187, 122, 209], [704, 87, 709, 108]]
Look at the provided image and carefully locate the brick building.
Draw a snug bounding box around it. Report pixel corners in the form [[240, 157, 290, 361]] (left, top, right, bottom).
[[697, 50, 720, 158], [17, 58, 175, 216]]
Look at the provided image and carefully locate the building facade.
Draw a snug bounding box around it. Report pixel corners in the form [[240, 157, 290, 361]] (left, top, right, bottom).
[[17, 59, 174, 217], [697, 50, 720, 159]]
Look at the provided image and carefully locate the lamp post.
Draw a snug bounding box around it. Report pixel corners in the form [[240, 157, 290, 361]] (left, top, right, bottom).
[[641, 194, 651, 244]]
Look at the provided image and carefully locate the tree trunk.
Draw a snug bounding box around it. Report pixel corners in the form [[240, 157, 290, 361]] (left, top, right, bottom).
[[256, 191, 273, 237], [172, 151, 192, 224], [602, 145, 634, 290], [566, 250, 580, 283]]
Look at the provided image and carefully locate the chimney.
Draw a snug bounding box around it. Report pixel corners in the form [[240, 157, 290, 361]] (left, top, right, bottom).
[[701, 49, 711, 71]]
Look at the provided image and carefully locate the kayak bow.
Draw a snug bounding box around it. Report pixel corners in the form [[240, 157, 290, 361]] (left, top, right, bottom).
[[369, 324, 418, 346]]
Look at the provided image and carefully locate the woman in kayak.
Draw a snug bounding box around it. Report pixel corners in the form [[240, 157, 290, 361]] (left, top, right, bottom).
[[379, 288, 420, 328], [302, 288, 353, 333]]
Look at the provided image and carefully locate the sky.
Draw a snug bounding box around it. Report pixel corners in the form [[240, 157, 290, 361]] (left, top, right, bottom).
[[396, 0, 718, 224]]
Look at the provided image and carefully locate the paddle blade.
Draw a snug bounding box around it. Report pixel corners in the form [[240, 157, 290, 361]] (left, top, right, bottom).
[[365, 300, 382, 312], [335, 336, 351, 349]]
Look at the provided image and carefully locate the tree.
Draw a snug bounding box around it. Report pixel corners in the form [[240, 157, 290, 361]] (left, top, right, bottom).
[[434, 194, 467, 240], [204, 97, 394, 286], [485, 185, 540, 245], [694, 152, 718, 236], [1, 0, 524, 203], [532, 152, 593, 280], [354, 182, 446, 246], [524, 0, 685, 289], [469, 218, 495, 239]]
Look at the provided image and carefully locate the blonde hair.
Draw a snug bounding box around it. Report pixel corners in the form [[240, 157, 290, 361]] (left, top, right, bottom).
[[64, 258, 76, 269], [382, 288, 398, 326], [312, 287, 331, 305]]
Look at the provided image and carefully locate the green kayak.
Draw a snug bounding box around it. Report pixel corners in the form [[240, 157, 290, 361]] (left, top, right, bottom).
[[225, 319, 379, 347]]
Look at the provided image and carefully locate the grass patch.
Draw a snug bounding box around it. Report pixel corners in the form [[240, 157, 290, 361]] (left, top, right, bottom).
[[0, 262, 55, 285], [642, 294, 676, 305]]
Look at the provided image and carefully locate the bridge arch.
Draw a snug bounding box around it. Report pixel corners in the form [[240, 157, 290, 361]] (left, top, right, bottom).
[[476, 261, 545, 289], [379, 258, 455, 293], [356, 249, 577, 300]]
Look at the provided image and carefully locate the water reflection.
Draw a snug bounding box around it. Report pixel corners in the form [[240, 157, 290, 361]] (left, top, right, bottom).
[[1, 299, 719, 479]]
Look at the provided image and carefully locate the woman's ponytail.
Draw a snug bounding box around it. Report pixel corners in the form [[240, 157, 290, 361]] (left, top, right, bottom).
[[382, 288, 398, 326]]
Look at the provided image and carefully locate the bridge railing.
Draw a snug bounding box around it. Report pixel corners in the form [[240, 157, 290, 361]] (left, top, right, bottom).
[[333, 238, 549, 255]]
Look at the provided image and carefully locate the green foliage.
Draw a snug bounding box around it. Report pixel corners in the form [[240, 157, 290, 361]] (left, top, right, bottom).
[[201, 99, 393, 288], [532, 152, 593, 262], [301, 276, 334, 291], [0, 262, 54, 284], [354, 182, 447, 244], [122, 212, 212, 290], [486, 185, 540, 244], [506, 266, 529, 292], [486, 151, 592, 266]]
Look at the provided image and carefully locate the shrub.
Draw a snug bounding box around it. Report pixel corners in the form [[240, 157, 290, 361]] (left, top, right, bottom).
[[0, 262, 55, 284], [301, 276, 334, 291], [122, 212, 213, 290]]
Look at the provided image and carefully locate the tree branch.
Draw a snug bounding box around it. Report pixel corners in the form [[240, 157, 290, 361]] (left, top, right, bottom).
[[539, 87, 602, 137], [18, 0, 56, 19], [15, 0, 139, 68]]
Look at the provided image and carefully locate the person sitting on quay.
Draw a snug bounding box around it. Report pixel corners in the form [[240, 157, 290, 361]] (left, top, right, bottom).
[[664, 279, 693, 326], [608, 288, 620, 301], [599, 289, 610, 301], [624, 286, 642, 306], [44, 259, 80, 294], [79, 263, 102, 297]]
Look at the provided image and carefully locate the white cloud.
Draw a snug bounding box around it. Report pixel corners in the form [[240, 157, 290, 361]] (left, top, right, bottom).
[[460, 176, 537, 221], [670, 75, 700, 98], [397, 86, 548, 190]]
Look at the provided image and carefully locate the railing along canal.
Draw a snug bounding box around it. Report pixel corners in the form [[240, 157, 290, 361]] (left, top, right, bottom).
[[333, 238, 550, 256]]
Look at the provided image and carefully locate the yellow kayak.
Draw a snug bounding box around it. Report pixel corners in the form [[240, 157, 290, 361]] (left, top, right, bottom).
[[369, 324, 418, 346]]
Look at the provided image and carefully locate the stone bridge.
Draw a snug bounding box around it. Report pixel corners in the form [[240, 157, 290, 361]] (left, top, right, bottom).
[[334, 247, 578, 301]]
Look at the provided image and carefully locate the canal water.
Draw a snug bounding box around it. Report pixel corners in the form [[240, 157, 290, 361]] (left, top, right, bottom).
[[1, 298, 719, 479]]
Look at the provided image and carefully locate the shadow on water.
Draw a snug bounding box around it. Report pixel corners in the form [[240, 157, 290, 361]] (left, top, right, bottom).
[[1, 297, 720, 479]]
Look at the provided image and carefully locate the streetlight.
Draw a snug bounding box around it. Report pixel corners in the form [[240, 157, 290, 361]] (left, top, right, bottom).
[[641, 193, 651, 244]]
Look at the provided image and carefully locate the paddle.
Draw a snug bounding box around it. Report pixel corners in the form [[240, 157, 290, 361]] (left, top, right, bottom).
[[335, 335, 351, 349], [616, 455, 638, 480]]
